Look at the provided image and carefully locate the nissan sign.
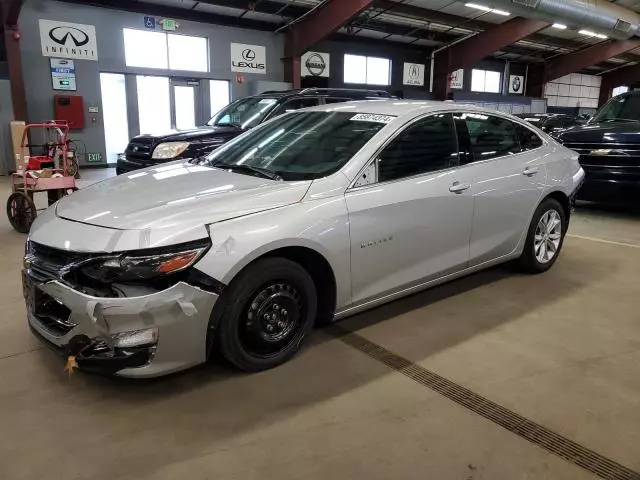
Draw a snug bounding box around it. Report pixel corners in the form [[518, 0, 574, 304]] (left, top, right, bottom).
[[301, 51, 330, 78], [39, 20, 98, 61], [231, 43, 266, 74]]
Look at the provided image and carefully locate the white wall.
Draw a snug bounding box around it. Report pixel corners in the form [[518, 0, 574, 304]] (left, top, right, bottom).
[[544, 73, 601, 109]]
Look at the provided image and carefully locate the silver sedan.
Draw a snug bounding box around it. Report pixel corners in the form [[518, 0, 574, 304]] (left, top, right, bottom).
[[25, 100, 584, 376]]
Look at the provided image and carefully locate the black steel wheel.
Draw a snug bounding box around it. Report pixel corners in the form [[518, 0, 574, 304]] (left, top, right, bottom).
[[7, 193, 36, 233], [214, 257, 317, 371]]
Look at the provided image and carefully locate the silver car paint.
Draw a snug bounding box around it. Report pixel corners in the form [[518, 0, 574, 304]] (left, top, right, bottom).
[[26, 100, 584, 376]]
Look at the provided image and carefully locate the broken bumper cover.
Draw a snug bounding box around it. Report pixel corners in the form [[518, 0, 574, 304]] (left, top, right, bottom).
[[25, 278, 218, 378]]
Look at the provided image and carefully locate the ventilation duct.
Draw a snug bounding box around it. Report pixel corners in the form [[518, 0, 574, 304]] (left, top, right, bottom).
[[484, 0, 640, 39]]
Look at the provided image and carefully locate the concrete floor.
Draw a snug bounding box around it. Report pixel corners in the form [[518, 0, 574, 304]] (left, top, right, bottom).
[[0, 169, 639, 480]]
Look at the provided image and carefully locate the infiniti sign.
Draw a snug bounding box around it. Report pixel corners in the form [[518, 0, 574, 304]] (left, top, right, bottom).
[[49, 27, 89, 47], [39, 20, 98, 60]]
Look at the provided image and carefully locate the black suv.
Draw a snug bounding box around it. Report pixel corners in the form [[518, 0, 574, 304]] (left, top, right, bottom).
[[117, 88, 393, 174], [555, 90, 640, 203], [515, 113, 582, 134]]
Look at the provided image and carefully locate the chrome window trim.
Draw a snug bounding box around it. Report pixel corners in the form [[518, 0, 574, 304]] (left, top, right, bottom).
[[347, 109, 547, 191]]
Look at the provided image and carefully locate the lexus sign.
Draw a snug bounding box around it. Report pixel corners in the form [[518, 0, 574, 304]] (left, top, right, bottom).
[[39, 20, 98, 61], [231, 43, 266, 74]]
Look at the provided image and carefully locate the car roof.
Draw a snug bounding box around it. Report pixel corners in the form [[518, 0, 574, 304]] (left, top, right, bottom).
[[301, 99, 525, 121], [252, 88, 393, 99]]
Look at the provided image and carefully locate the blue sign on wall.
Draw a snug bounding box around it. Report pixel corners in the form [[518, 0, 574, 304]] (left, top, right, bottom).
[[144, 16, 156, 29]]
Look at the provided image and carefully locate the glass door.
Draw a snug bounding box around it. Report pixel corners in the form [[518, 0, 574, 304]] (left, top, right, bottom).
[[136, 75, 171, 135], [100, 73, 130, 164], [171, 79, 200, 130]]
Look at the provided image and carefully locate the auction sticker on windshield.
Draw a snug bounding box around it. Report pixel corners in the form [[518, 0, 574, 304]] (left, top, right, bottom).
[[350, 113, 396, 124]]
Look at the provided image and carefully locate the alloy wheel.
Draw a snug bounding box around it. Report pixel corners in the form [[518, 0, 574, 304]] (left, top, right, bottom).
[[534, 209, 562, 264]]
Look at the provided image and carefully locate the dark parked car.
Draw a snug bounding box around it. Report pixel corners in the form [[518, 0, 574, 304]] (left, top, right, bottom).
[[555, 90, 640, 203], [117, 88, 393, 174], [515, 113, 580, 134]]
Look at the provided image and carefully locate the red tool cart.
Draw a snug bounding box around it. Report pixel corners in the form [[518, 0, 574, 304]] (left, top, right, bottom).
[[6, 121, 80, 233]]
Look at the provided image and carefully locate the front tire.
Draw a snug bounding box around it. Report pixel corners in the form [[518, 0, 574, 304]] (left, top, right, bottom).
[[215, 257, 317, 372], [518, 197, 566, 274]]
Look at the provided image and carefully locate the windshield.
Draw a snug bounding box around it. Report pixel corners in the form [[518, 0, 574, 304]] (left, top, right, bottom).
[[199, 111, 390, 180], [207, 97, 279, 129], [591, 94, 640, 123]]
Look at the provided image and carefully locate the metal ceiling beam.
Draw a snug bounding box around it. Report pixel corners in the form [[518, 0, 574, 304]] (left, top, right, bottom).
[[432, 17, 550, 99], [599, 62, 640, 105], [1, 0, 26, 120], [195, 0, 308, 18], [1, 0, 23, 26], [57, 0, 280, 31], [527, 39, 640, 97], [546, 39, 640, 81], [285, 0, 377, 57], [284, 0, 376, 88]]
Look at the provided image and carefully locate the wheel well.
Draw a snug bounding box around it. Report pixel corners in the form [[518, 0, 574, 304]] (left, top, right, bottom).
[[259, 247, 337, 325], [545, 191, 571, 224]]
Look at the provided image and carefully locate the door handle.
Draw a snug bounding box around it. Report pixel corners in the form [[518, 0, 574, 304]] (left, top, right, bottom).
[[523, 166, 539, 176], [449, 181, 471, 194]]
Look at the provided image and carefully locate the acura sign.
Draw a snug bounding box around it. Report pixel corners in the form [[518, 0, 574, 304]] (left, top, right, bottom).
[[403, 62, 425, 86], [231, 43, 266, 74], [39, 20, 98, 60]]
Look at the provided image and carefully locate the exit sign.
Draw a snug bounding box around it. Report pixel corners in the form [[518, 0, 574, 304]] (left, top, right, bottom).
[[87, 152, 103, 163]]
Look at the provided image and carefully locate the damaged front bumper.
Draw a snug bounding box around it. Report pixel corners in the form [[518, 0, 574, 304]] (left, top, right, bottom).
[[24, 276, 218, 378]]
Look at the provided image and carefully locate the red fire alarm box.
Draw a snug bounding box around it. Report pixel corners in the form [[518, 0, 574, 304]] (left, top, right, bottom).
[[53, 94, 85, 129]]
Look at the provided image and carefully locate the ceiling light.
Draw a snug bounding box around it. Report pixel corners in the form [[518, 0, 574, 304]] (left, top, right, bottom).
[[552, 23, 567, 29], [465, 3, 491, 11], [465, 3, 510, 15], [579, 29, 608, 39]]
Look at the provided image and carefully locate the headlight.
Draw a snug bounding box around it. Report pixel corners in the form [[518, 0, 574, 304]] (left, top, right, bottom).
[[151, 142, 190, 160], [78, 240, 210, 284]]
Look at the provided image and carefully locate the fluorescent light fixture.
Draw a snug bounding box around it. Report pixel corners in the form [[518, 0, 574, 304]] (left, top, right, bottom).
[[465, 3, 510, 15], [465, 3, 491, 11], [552, 23, 567, 29], [579, 29, 608, 39]]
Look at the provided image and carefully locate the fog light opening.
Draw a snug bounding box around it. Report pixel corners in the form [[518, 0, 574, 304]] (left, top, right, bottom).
[[112, 328, 159, 349]]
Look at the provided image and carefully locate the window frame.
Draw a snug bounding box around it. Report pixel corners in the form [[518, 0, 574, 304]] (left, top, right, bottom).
[[470, 69, 502, 94], [348, 109, 547, 190], [343, 54, 392, 86], [348, 112, 461, 190], [455, 112, 547, 166], [123, 28, 210, 72]]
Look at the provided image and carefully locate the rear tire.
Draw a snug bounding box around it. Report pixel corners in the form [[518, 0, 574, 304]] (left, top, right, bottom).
[[518, 197, 566, 274], [215, 258, 317, 372]]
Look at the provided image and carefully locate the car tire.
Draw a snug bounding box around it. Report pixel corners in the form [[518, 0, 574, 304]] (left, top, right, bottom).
[[215, 257, 317, 372], [518, 197, 566, 274]]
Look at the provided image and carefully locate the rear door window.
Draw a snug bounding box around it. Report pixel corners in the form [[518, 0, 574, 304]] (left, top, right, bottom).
[[516, 124, 543, 151], [457, 113, 521, 161]]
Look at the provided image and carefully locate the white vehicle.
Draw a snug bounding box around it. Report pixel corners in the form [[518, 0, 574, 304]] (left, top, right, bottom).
[[24, 101, 584, 377]]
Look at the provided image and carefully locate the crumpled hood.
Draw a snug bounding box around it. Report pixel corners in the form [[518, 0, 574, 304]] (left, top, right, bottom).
[[56, 162, 311, 230]]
